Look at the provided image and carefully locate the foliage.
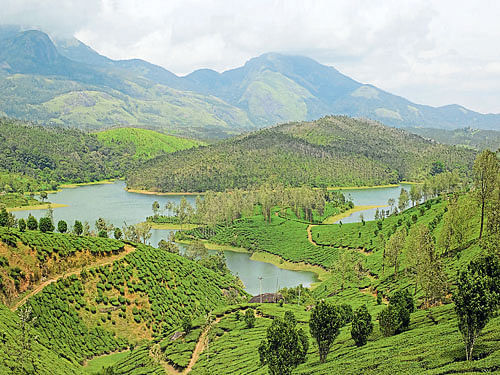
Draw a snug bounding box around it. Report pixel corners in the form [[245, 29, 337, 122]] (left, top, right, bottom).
[[453, 255, 500, 361], [379, 290, 414, 336], [351, 304, 373, 346], [127, 116, 475, 192], [38, 217, 54, 233], [309, 301, 343, 363], [244, 309, 256, 329], [258, 311, 308, 375]]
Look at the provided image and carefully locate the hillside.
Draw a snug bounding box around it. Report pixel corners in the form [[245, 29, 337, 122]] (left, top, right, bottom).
[[408, 127, 500, 151], [0, 27, 498, 140], [96, 127, 203, 159], [0, 118, 200, 192], [126, 116, 476, 192], [0, 225, 247, 373]]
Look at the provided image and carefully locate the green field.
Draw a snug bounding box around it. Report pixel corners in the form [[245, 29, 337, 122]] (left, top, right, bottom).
[[96, 127, 203, 160]]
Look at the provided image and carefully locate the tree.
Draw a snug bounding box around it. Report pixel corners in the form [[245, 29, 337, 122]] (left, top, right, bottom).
[[114, 227, 122, 240], [95, 218, 113, 237], [379, 290, 414, 336], [387, 198, 395, 213], [385, 227, 406, 278], [158, 239, 179, 254], [351, 305, 373, 346], [182, 315, 192, 334], [186, 240, 208, 260], [38, 217, 54, 233], [309, 301, 343, 363], [453, 255, 500, 361], [259, 311, 308, 375], [18, 218, 26, 232], [334, 251, 358, 292], [152, 200, 160, 217], [135, 222, 152, 244], [473, 150, 499, 239], [0, 207, 8, 226], [409, 185, 422, 206], [431, 161, 445, 176], [26, 215, 38, 231], [244, 309, 255, 328], [57, 220, 67, 233], [39, 191, 48, 202], [73, 220, 83, 235], [437, 196, 474, 253], [398, 188, 410, 212], [405, 223, 448, 304]]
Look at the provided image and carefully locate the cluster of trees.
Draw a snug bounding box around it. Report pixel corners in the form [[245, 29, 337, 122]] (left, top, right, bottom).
[[258, 301, 374, 374], [127, 116, 475, 193], [0, 118, 138, 191], [149, 186, 350, 231]]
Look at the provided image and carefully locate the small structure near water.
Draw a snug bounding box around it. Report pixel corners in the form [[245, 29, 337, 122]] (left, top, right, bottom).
[[249, 293, 283, 303]]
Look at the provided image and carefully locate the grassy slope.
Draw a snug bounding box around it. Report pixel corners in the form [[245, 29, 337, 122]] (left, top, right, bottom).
[[96, 127, 203, 159]]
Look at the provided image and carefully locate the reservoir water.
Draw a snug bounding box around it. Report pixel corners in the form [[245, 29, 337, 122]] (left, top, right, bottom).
[[12, 181, 410, 295]]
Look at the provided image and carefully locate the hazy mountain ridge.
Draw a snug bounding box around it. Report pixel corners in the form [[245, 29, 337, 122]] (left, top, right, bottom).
[[0, 27, 498, 139]]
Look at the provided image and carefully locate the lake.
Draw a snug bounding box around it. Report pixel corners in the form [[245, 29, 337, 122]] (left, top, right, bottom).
[[12, 181, 410, 295]]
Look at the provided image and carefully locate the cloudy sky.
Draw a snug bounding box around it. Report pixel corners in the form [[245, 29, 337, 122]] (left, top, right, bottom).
[[2, 0, 500, 113]]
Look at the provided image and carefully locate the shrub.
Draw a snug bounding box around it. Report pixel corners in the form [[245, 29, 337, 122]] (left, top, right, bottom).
[[351, 305, 373, 346], [244, 309, 255, 329]]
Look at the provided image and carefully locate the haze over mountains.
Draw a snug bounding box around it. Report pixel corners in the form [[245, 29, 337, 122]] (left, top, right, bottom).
[[0, 26, 499, 139]]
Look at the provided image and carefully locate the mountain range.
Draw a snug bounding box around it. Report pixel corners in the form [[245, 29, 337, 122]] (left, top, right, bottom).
[[0, 25, 499, 139]]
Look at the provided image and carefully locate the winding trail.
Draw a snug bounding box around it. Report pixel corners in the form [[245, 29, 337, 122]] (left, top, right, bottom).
[[10, 244, 135, 311]]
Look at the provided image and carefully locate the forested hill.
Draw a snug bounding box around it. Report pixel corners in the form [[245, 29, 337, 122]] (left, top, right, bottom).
[[0, 118, 199, 192], [126, 116, 476, 192]]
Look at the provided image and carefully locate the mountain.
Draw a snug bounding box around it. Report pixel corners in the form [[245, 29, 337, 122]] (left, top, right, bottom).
[[407, 127, 500, 151], [126, 115, 476, 192], [0, 29, 254, 139], [0, 27, 498, 138]]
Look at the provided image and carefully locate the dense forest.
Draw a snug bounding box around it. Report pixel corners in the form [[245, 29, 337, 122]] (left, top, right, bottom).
[[0, 118, 199, 193], [127, 116, 476, 192]]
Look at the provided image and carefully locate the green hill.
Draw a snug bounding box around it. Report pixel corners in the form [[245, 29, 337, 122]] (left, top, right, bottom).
[[0, 118, 202, 192], [96, 127, 203, 160], [126, 116, 476, 192]]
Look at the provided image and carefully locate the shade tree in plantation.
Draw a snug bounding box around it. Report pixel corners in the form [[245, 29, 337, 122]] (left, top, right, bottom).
[[437, 196, 475, 254], [38, 217, 54, 233], [259, 311, 308, 375], [244, 309, 256, 329], [18, 218, 26, 232], [309, 301, 343, 363], [73, 220, 83, 235], [351, 305, 373, 346], [453, 255, 500, 361], [405, 224, 448, 305], [398, 188, 410, 212], [379, 290, 414, 337], [26, 215, 38, 231], [473, 149, 499, 239], [57, 220, 67, 233], [384, 227, 406, 278], [409, 184, 422, 206]]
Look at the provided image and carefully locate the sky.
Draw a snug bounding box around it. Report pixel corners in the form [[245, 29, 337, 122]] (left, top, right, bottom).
[[2, 0, 500, 114]]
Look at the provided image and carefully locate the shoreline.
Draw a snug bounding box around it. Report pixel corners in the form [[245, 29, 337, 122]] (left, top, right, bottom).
[[148, 222, 199, 230], [126, 188, 204, 196], [322, 205, 387, 224], [7, 203, 68, 212], [175, 238, 328, 285]]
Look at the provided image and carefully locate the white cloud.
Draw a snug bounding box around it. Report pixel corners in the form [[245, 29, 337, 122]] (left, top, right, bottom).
[[1, 0, 499, 113]]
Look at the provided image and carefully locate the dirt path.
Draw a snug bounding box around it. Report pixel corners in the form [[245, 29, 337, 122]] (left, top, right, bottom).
[[307, 224, 316, 246], [10, 244, 135, 311]]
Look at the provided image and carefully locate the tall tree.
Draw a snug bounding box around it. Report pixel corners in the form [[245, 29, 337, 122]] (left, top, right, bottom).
[[351, 305, 373, 346], [453, 255, 500, 361], [385, 227, 406, 278], [309, 301, 343, 363], [473, 150, 499, 239], [398, 188, 410, 212], [409, 185, 422, 206], [259, 311, 308, 375]]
